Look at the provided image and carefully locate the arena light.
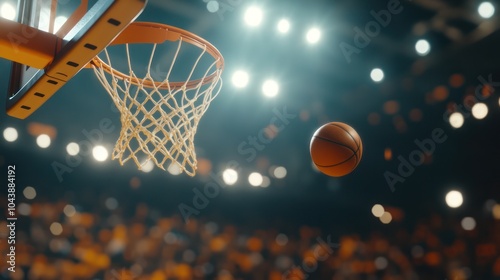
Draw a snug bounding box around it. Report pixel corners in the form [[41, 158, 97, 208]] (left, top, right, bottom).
[[449, 112, 464, 128], [262, 79, 279, 97], [445, 190, 463, 208], [232, 70, 250, 88], [36, 134, 51, 148], [370, 68, 384, 83], [273, 166, 287, 179], [415, 39, 431, 56], [306, 27, 321, 44], [248, 172, 263, 187], [478, 2, 495, 19], [471, 103, 488, 119], [141, 160, 155, 173], [92, 145, 109, 162], [277, 19, 290, 34], [223, 168, 238, 186], [371, 204, 385, 217], [0, 3, 16, 20], [244, 6, 263, 27], [3, 127, 18, 142], [66, 142, 80, 156]]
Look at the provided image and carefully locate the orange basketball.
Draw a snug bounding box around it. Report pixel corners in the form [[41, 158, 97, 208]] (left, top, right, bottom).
[[310, 122, 363, 177]]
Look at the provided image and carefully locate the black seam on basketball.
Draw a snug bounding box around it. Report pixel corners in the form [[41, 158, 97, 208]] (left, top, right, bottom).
[[313, 135, 357, 154], [315, 150, 357, 168], [329, 123, 361, 153]]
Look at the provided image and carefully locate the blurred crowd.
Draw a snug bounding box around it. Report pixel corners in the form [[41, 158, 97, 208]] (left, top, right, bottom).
[[1, 197, 500, 280]]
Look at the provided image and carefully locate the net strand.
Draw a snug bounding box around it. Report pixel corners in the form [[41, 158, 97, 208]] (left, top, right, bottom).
[[92, 38, 223, 176]]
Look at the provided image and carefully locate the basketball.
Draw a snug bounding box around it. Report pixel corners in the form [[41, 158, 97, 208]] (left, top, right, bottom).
[[310, 122, 363, 177]]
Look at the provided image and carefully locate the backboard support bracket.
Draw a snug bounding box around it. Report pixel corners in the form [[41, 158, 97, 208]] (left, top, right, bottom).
[[3, 0, 147, 119]]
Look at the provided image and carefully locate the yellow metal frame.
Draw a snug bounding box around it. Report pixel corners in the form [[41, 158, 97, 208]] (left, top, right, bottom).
[[1, 0, 147, 119]]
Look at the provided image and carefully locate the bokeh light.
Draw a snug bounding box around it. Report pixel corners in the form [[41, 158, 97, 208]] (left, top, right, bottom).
[[277, 19, 290, 33], [415, 39, 431, 56], [471, 103, 488, 119], [370, 68, 384, 83], [478, 2, 495, 18], [223, 168, 238, 186], [50, 222, 63, 236], [232, 70, 250, 88], [167, 162, 182, 175], [273, 166, 287, 179], [206, 0, 219, 13], [66, 142, 80, 156], [380, 212, 392, 224], [248, 172, 263, 187], [306, 27, 321, 44], [262, 79, 279, 97], [445, 190, 463, 208], [372, 204, 385, 217], [3, 127, 18, 142], [36, 134, 51, 148], [449, 112, 464, 128], [92, 145, 109, 162], [141, 160, 155, 173], [244, 6, 263, 27], [63, 205, 76, 217], [260, 176, 271, 188], [23, 186, 36, 200], [461, 217, 476, 230]]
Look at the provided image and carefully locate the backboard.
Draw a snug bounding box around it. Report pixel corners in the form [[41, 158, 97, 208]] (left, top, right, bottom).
[[3, 0, 147, 119]]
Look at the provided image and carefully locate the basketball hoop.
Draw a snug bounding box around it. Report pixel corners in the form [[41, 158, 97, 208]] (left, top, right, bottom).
[[91, 22, 224, 176]]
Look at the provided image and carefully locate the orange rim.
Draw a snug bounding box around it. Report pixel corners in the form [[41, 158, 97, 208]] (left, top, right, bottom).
[[90, 22, 224, 90]]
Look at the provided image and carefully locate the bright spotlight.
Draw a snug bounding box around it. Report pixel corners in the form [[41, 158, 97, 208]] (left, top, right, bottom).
[[167, 162, 182, 175], [206, 0, 220, 13], [92, 145, 109, 162], [370, 68, 384, 83], [445, 190, 463, 208], [449, 112, 464, 128], [232, 70, 250, 88], [36, 134, 51, 148], [141, 160, 154, 173], [223, 168, 238, 186], [415, 39, 431, 56], [244, 6, 263, 27], [478, 2, 495, 19], [472, 103, 488, 119], [66, 142, 80, 156], [371, 204, 385, 217], [0, 3, 16, 20], [248, 172, 263, 187], [262, 79, 279, 97], [306, 27, 321, 44], [277, 19, 290, 33], [3, 127, 18, 142]]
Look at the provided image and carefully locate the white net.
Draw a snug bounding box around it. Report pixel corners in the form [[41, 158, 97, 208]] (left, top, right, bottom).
[[92, 38, 223, 176]]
